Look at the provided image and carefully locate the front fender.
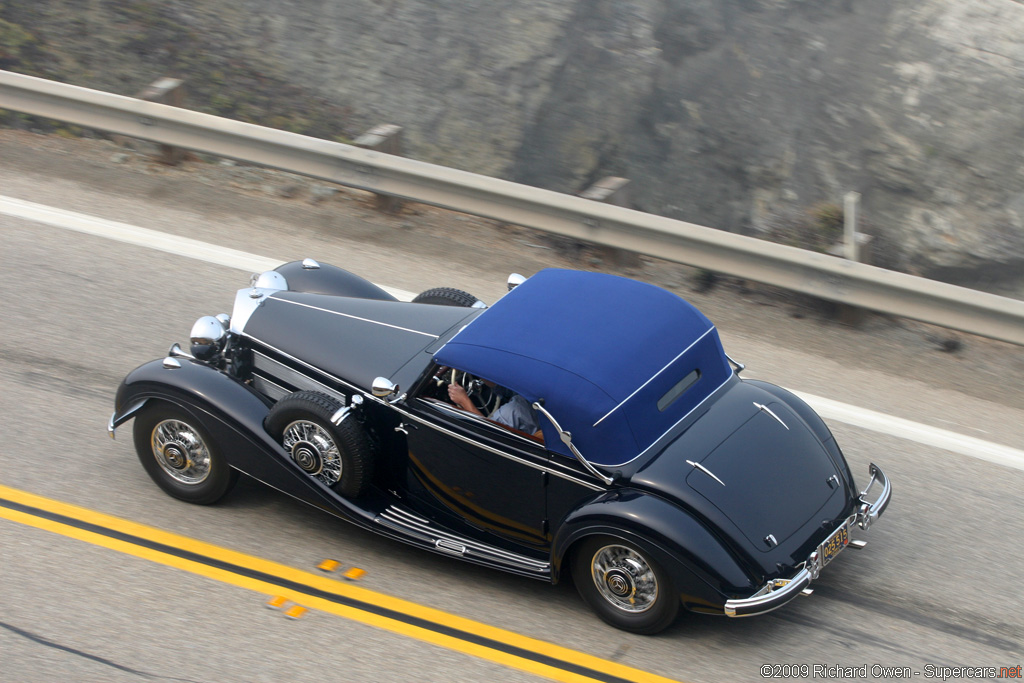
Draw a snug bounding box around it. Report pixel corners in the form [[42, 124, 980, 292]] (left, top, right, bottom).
[[552, 489, 758, 612], [111, 357, 374, 524]]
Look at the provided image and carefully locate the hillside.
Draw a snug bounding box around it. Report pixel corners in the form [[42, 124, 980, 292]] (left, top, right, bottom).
[[3, 0, 1023, 292]]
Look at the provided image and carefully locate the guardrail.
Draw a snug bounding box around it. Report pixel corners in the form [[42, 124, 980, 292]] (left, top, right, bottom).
[[2, 69, 1023, 345]]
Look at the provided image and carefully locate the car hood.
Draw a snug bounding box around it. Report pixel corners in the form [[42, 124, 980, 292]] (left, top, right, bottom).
[[630, 380, 846, 561], [240, 291, 481, 390]]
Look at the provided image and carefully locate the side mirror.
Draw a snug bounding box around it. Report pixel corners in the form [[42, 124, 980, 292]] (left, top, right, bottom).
[[372, 377, 400, 399]]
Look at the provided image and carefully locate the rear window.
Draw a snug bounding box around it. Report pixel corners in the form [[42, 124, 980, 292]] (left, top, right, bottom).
[[657, 369, 700, 412]]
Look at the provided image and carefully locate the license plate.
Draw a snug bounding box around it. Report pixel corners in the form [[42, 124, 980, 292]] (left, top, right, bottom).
[[819, 522, 849, 567]]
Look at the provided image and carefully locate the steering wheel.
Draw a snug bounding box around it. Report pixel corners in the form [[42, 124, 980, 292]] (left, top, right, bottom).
[[434, 367, 494, 414]]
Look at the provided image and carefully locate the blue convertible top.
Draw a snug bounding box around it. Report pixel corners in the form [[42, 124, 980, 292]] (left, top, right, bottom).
[[434, 269, 733, 466]]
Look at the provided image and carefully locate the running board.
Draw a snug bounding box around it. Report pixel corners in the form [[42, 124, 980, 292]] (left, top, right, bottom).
[[376, 505, 551, 579]]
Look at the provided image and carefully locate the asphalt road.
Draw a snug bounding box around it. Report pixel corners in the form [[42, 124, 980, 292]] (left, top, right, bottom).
[[1, 133, 1022, 682]]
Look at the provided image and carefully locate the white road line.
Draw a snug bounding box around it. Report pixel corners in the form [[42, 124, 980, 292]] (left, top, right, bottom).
[[3, 194, 1023, 472], [0, 195, 417, 301], [792, 392, 1024, 472]]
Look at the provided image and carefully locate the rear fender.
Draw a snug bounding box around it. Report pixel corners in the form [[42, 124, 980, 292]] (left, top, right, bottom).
[[552, 489, 757, 611], [112, 358, 373, 522]]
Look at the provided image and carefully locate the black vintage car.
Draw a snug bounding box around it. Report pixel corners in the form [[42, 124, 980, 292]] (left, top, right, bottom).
[[109, 262, 890, 634]]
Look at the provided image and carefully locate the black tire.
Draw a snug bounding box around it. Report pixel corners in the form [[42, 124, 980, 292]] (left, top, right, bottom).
[[412, 287, 481, 307], [571, 536, 679, 634], [264, 391, 374, 498], [133, 401, 239, 505]]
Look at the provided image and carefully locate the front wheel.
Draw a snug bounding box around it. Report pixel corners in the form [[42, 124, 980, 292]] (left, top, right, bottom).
[[133, 402, 238, 505], [571, 536, 679, 634]]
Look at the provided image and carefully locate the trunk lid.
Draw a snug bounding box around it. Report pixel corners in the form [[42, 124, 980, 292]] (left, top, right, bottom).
[[684, 400, 841, 551], [630, 382, 844, 560]]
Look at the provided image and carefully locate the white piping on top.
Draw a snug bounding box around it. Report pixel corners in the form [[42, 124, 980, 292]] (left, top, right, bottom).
[[593, 326, 716, 427], [273, 297, 438, 338]]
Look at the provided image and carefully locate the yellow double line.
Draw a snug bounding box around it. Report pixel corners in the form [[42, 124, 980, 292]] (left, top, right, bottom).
[[0, 484, 681, 683]]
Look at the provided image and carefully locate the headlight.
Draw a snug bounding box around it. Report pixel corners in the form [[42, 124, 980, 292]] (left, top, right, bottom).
[[190, 315, 227, 361]]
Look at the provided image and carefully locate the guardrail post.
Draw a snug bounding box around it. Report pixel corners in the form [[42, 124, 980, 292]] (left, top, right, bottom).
[[827, 191, 874, 326], [355, 124, 404, 213], [137, 77, 186, 165], [578, 177, 640, 267]]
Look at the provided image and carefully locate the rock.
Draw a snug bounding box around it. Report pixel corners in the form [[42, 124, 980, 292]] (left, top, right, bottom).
[[311, 185, 339, 202]]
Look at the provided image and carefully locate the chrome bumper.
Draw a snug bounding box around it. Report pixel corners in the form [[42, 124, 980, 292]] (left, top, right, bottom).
[[725, 463, 890, 617]]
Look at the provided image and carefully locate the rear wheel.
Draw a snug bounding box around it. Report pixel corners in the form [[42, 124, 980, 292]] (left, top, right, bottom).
[[412, 287, 482, 307], [133, 402, 238, 505], [571, 536, 679, 634], [265, 391, 374, 498]]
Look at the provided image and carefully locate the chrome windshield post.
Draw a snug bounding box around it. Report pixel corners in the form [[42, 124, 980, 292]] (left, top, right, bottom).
[[532, 401, 615, 486]]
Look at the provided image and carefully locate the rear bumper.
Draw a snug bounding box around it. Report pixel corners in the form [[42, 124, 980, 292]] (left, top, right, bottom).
[[724, 463, 891, 617]]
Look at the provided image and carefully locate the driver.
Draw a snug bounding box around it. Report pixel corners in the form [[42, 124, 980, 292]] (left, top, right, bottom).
[[447, 380, 542, 438]]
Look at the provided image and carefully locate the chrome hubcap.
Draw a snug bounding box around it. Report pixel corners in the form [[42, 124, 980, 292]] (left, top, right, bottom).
[[282, 421, 342, 486], [152, 419, 211, 485], [591, 545, 658, 613]]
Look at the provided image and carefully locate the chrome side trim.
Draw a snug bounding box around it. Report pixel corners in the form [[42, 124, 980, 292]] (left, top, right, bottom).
[[252, 351, 348, 405], [687, 459, 725, 487], [272, 297, 438, 338], [754, 402, 789, 430], [377, 506, 550, 574], [398, 401, 605, 492], [435, 539, 467, 555]]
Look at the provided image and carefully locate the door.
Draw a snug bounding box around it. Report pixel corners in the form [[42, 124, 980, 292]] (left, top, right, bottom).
[[401, 398, 548, 549]]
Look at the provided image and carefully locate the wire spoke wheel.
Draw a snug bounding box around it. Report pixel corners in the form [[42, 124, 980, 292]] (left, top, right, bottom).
[[151, 419, 212, 485], [133, 402, 238, 505], [265, 391, 375, 499], [591, 544, 660, 613], [282, 419, 343, 486], [572, 536, 678, 634]]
